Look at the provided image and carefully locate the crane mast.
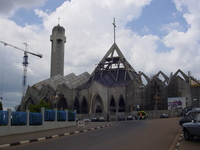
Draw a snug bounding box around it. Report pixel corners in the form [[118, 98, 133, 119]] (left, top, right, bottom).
[[0, 40, 42, 97]]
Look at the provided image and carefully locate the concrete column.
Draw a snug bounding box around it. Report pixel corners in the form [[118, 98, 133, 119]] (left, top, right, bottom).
[[65, 109, 68, 126], [74, 110, 76, 121], [26, 109, 30, 132], [54, 108, 57, 127], [7, 109, 11, 135], [41, 107, 45, 129]]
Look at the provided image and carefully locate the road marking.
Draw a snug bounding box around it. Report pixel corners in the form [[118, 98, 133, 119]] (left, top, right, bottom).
[[175, 132, 183, 150], [52, 135, 59, 138], [20, 140, 29, 144], [0, 123, 115, 148], [38, 137, 46, 141]]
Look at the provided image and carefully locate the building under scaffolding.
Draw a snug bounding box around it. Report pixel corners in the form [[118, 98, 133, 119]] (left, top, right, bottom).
[[20, 24, 200, 113]]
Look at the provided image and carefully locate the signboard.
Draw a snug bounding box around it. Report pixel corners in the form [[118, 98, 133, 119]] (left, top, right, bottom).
[[168, 97, 186, 110], [77, 120, 84, 129]]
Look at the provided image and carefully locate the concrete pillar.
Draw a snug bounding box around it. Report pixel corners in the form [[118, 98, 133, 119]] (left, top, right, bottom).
[[54, 108, 57, 127], [7, 109, 11, 135], [74, 110, 76, 121], [50, 24, 66, 77], [41, 107, 45, 129], [26, 109, 30, 132], [65, 109, 68, 126]]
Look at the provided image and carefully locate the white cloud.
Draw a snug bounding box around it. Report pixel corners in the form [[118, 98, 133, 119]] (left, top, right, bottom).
[[142, 26, 151, 34], [34, 9, 49, 19], [161, 22, 184, 33], [0, 0, 47, 18], [162, 0, 200, 76]]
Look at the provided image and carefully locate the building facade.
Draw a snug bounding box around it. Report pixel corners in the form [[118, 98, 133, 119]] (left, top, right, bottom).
[[20, 25, 200, 113]]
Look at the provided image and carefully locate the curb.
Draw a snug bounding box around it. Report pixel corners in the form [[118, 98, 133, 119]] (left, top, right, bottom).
[[175, 131, 183, 150], [0, 123, 115, 149]]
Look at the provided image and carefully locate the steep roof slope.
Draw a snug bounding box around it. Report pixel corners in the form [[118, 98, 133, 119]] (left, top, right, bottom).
[[33, 72, 91, 90], [87, 43, 142, 87]]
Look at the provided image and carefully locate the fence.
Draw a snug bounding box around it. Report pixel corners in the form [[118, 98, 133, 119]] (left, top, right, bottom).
[[0, 108, 76, 136]]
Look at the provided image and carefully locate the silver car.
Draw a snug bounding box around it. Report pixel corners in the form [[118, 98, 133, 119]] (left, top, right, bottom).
[[182, 114, 200, 140]]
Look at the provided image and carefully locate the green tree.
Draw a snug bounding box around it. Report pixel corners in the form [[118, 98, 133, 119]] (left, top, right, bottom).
[[28, 100, 50, 112], [0, 101, 3, 110]]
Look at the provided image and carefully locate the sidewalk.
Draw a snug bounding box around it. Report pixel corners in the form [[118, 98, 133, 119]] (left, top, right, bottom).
[[0, 122, 115, 148]]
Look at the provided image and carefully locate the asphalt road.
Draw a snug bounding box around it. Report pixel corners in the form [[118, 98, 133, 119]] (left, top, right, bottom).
[[4, 118, 183, 150]]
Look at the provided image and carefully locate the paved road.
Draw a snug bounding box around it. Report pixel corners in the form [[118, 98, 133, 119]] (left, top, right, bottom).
[[2, 118, 200, 150], [0, 122, 113, 146], [3, 118, 181, 150]]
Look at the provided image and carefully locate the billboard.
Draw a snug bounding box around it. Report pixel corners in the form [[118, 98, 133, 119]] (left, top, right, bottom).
[[168, 97, 186, 110]]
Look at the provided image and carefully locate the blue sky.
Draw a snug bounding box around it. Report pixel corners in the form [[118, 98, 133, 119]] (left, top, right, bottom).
[[11, 0, 66, 27], [129, 0, 188, 36], [0, 0, 200, 110]]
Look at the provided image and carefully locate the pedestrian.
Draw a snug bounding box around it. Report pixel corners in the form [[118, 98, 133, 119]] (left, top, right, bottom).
[[139, 112, 142, 120]]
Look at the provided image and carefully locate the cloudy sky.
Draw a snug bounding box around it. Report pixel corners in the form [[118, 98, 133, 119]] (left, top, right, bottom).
[[0, 0, 200, 110]]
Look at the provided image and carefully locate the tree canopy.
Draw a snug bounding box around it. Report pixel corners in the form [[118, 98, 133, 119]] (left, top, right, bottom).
[[28, 100, 50, 112]]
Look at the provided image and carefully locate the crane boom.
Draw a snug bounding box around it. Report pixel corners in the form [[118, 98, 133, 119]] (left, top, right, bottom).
[[0, 40, 42, 97], [0, 40, 42, 58]]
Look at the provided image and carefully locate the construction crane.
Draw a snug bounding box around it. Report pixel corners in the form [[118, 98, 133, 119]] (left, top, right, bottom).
[[0, 40, 42, 97]]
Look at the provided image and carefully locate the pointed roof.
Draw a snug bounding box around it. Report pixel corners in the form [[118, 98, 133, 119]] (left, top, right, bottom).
[[87, 43, 141, 87]]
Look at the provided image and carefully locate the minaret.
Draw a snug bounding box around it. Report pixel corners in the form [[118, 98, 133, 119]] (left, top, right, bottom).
[[50, 23, 66, 77]]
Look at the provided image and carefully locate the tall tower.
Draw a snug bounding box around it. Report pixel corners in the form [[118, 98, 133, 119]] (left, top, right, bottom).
[[50, 24, 66, 77]]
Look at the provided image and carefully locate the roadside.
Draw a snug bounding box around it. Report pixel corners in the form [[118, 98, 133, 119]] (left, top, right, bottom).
[[168, 126, 182, 150], [177, 132, 200, 150], [0, 122, 115, 149], [171, 124, 200, 150]]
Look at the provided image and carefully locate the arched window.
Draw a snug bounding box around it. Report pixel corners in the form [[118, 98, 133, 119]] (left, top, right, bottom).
[[81, 97, 88, 114], [74, 97, 80, 114], [57, 94, 68, 110], [96, 105, 102, 113], [92, 94, 104, 114], [109, 96, 116, 112], [118, 96, 125, 112]]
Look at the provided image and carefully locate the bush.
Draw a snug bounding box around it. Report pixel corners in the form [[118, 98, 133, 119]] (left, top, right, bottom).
[[29, 100, 50, 112]]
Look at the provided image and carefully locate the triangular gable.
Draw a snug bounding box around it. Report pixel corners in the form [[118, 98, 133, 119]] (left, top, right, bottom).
[[139, 72, 150, 86], [89, 43, 141, 86], [174, 69, 189, 83], [155, 71, 169, 85]]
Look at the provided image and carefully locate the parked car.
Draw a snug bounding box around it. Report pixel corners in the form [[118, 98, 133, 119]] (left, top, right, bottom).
[[98, 117, 105, 122], [182, 114, 200, 140], [118, 115, 125, 121], [160, 113, 169, 118], [91, 117, 98, 122], [179, 108, 200, 126], [83, 118, 91, 122], [135, 111, 148, 120], [127, 116, 133, 120]]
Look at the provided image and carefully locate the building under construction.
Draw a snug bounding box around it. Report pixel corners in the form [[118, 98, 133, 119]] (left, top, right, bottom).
[[20, 24, 200, 113]]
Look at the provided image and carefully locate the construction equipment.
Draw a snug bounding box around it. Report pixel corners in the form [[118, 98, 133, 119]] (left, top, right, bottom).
[[0, 40, 42, 97]]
